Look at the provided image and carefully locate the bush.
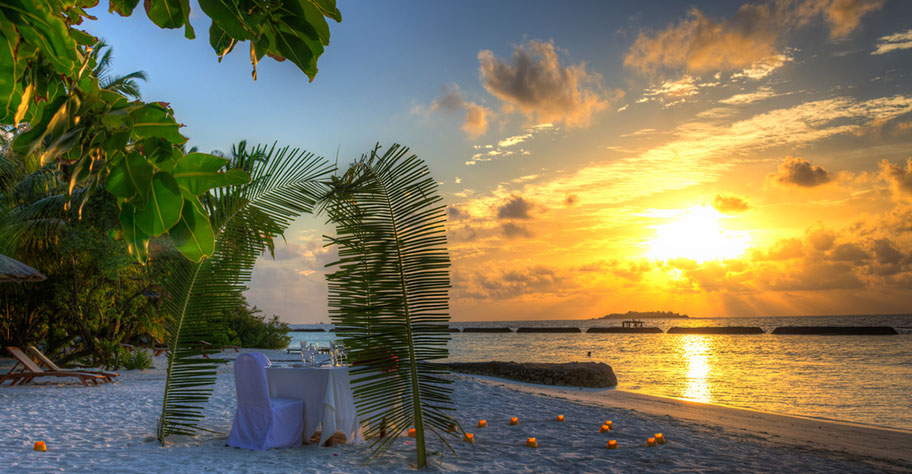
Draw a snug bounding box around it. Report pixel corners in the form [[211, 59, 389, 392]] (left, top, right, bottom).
[[121, 348, 153, 370], [223, 305, 291, 349]]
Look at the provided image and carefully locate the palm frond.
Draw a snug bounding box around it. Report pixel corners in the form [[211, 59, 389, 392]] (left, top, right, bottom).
[[157, 143, 333, 443], [322, 144, 455, 468]]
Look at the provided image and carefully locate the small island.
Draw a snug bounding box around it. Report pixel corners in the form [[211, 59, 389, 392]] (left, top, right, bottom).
[[594, 310, 689, 320]]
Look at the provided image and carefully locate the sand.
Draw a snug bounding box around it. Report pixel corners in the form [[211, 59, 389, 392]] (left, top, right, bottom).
[[1, 348, 909, 473]]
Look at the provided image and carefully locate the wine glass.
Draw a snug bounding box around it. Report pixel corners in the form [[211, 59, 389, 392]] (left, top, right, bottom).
[[299, 340, 307, 364]]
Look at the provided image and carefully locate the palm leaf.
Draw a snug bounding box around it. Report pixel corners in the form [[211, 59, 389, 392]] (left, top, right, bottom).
[[157, 142, 332, 443], [322, 144, 455, 467]]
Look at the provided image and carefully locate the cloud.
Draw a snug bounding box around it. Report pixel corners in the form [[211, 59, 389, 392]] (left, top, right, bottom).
[[872, 28, 912, 55], [501, 222, 533, 239], [637, 75, 721, 107], [466, 123, 555, 166], [447, 206, 470, 221], [879, 158, 912, 197], [457, 265, 570, 300], [806, 225, 836, 251], [771, 156, 833, 187], [462, 103, 491, 137], [478, 40, 620, 127], [564, 194, 579, 206], [624, 0, 882, 74], [497, 195, 535, 219], [712, 194, 750, 214], [425, 84, 492, 137], [829, 243, 869, 262], [719, 86, 781, 105], [730, 53, 792, 80]]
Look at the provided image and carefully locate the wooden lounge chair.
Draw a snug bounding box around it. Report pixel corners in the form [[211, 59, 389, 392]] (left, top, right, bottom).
[[27, 346, 119, 382], [153, 346, 169, 356], [1, 347, 106, 387]]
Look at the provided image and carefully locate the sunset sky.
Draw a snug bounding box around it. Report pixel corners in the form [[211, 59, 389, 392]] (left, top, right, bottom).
[[87, 1, 912, 322]]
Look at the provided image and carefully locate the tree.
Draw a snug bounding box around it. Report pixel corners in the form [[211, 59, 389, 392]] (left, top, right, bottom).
[[0, 0, 341, 263], [322, 144, 456, 468]]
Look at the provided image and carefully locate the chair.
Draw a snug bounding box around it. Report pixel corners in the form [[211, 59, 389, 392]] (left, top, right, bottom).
[[27, 346, 119, 382], [1, 347, 107, 387], [227, 353, 305, 450]]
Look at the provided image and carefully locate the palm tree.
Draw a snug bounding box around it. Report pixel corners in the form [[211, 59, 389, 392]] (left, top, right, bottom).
[[91, 40, 148, 100], [157, 142, 332, 442], [321, 144, 456, 468]]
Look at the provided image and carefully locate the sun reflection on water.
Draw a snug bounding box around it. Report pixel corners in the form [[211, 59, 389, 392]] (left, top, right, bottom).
[[678, 335, 713, 403]]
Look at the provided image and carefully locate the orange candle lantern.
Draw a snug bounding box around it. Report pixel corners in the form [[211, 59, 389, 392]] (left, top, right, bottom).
[[605, 420, 613, 429], [647, 437, 657, 447], [33, 441, 47, 452], [477, 420, 487, 428], [599, 424, 611, 433], [607, 440, 618, 449], [556, 414, 565, 422], [655, 433, 665, 444], [509, 417, 519, 425], [407, 428, 416, 438], [526, 437, 538, 448], [464, 433, 474, 444]]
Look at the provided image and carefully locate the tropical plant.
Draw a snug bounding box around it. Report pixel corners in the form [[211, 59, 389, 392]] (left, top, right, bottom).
[[0, 0, 341, 262], [157, 143, 332, 443], [322, 144, 455, 468]]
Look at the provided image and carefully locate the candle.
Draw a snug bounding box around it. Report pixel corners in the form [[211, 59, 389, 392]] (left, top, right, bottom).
[[464, 433, 474, 444], [647, 437, 657, 447], [556, 414, 565, 422], [607, 440, 618, 449], [477, 420, 487, 428], [655, 433, 665, 444], [599, 424, 611, 433], [509, 417, 519, 425], [605, 420, 613, 429], [407, 428, 416, 438], [33, 441, 46, 452], [526, 437, 538, 448], [448, 424, 458, 433]]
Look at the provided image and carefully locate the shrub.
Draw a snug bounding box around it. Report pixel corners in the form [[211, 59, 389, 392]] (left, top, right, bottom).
[[121, 348, 153, 370]]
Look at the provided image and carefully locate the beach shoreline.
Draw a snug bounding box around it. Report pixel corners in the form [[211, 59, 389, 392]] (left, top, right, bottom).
[[461, 373, 912, 472], [2, 349, 909, 473]]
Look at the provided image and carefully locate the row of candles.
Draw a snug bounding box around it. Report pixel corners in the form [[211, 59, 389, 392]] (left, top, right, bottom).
[[406, 415, 667, 449]]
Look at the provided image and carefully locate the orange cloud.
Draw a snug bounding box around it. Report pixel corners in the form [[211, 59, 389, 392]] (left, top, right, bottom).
[[478, 40, 621, 127], [624, 0, 884, 74], [712, 194, 751, 214], [770, 156, 833, 187]]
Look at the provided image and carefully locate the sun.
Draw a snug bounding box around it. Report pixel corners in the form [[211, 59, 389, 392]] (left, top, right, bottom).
[[646, 206, 750, 263]]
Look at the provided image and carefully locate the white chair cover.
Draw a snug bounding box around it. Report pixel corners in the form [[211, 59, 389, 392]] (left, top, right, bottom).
[[227, 353, 305, 450]]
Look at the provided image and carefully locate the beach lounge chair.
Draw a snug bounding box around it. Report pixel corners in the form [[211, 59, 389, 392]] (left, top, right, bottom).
[[1, 347, 107, 386], [27, 346, 119, 382], [227, 353, 306, 450]]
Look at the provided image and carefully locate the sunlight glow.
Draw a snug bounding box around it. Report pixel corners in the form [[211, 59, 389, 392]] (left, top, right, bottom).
[[647, 206, 750, 263], [679, 335, 713, 403]]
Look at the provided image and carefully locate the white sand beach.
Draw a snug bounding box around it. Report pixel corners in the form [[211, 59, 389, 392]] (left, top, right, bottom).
[[1, 349, 910, 473]]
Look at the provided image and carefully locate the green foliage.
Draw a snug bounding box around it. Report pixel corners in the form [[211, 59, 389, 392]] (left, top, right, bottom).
[[0, 0, 340, 263], [322, 144, 455, 468], [122, 347, 153, 370], [157, 143, 332, 443], [222, 304, 292, 349]]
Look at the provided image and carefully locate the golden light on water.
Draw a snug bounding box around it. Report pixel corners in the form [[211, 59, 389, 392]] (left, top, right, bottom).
[[678, 335, 713, 403], [647, 206, 750, 263]]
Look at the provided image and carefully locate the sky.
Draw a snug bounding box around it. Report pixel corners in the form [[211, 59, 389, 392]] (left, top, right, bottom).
[[85, 0, 912, 322]]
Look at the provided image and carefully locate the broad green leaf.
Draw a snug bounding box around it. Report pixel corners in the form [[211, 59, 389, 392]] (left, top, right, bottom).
[[289, 0, 331, 45], [14, 5, 79, 75], [173, 152, 250, 194], [69, 28, 98, 46], [106, 151, 153, 203], [208, 23, 236, 61], [170, 190, 215, 262], [12, 95, 67, 156], [119, 202, 150, 262], [144, 138, 180, 172], [131, 103, 187, 144], [143, 0, 184, 29], [14, 82, 33, 125], [109, 0, 140, 16], [199, 0, 247, 40], [135, 172, 183, 236], [273, 17, 319, 79], [308, 0, 341, 22]]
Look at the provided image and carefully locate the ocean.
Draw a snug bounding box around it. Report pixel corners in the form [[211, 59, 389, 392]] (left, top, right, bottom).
[[288, 314, 912, 431]]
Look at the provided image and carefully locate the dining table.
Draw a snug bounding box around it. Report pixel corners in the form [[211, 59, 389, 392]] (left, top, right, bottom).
[[265, 365, 361, 446]]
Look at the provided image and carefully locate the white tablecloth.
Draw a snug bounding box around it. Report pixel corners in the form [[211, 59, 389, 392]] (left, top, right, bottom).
[[265, 366, 361, 446]]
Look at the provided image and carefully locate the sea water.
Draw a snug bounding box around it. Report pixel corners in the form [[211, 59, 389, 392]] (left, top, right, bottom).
[[289, 314, 912, 431]]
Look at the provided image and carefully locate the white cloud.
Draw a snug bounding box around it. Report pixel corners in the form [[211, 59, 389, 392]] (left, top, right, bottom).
[[719, 86, 782, 105], [731, 52, 792, 80], [872, 29, 912, 55]]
